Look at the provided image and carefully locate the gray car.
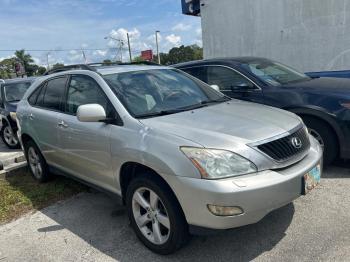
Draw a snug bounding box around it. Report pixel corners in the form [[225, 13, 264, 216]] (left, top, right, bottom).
[[16, 63, 323, 254]]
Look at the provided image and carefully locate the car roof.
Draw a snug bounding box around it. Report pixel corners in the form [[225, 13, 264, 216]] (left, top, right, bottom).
[[173, 57, 272, 68]]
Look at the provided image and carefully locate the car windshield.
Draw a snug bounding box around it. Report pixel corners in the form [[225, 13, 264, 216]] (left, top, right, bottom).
[[103, 69, 229, 118], [3, 82, 32, 102], [242, 60, 311, 86]]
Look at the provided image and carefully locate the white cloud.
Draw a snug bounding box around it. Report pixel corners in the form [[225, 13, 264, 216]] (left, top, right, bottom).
[[93, 49, 108, 57], [165, 34, 181, 46], [172, 23, 192, 32]]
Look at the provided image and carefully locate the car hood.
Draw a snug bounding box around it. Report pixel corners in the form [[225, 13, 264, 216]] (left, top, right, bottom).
[[140, 100, 301, 148], [284, 77, 350, 94]]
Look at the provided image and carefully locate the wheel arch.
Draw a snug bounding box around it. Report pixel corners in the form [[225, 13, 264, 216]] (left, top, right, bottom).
[[286, 106, 343, 152], [119, 161, 187, 219]]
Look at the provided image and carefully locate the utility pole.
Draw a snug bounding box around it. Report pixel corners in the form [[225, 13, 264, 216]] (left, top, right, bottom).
[[81, 48, 87, 64], [46, 52, 50, 70], [127, 33, 132, 62], [155, 30, 160, 64]]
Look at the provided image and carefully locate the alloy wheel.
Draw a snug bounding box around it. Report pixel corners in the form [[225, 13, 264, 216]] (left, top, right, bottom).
[[132, 187, 171, 245], [28, 147, 43, 179], [3, 126, 18, 146], [308, 128, 324, 148]]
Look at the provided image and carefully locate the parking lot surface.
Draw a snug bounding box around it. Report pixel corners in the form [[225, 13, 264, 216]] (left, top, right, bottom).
[[0, 163, 349, 262]]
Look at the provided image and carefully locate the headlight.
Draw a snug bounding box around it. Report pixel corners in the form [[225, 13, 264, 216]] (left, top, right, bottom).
[[180, 147, 257, 179], [10, 112, 17, 120]]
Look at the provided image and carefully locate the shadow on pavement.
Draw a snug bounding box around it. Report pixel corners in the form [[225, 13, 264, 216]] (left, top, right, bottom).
[[322, 160, 350, 178], [37, 191, 294, 262]]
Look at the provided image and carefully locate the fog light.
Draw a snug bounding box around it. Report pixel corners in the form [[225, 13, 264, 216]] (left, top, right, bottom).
[[207, 204, 244, 216]]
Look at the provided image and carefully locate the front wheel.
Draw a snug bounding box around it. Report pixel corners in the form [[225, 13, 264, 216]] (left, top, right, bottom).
[[302, 116, 338, 165], [126, 176, 189, 255], [1, 123, 20, 149]]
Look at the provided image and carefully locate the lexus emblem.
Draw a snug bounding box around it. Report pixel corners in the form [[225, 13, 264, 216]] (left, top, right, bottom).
[[291, 137, 302, 149]]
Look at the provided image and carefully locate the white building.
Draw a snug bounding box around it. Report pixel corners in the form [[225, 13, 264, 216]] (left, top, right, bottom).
[[182, 0, 350, 72]]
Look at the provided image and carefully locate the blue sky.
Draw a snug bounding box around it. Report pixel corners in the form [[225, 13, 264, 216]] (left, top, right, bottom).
[[0, 0, 202, 66]]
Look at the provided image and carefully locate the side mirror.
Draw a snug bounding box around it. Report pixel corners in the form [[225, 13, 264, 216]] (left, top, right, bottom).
[[210, 84, 220, 91], [231, 82, 256, 92], [77, 104, 106, 122]]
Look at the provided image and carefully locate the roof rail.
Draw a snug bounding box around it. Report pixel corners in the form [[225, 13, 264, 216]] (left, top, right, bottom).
[[87, 61, 160, 67], [43, 64, 96, 75]]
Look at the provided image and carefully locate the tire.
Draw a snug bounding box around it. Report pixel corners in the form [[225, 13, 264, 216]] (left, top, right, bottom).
[[126, 176, 189, 255], [24, 140, 51, 182], [302, 116, 338, 165], [1, 123, 20, 149]]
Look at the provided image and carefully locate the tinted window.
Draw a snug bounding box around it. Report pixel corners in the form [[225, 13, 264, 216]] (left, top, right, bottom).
[[28, 84, 44, 105], [42, 77, 67, 111], [66, 75, 112, 116], [182, 67, 207, 82], [206, 66, 251, 91]]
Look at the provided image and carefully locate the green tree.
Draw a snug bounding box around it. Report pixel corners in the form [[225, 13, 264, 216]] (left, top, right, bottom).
[[0, 57, 17, 79], [14, 49, 34, 76], [51, 63, 64, 69], [153, 45, 203, 65], [102, 59, 112, 64], [37, 66, 47, 75]]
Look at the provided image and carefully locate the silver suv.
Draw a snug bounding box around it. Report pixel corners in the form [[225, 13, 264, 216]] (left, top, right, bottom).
[[16, 63, 322, 254]]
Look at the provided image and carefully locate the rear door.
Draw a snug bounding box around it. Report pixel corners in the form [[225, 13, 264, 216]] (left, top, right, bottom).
[[57, 74, 114, 189], [27, 76, 67, 165]]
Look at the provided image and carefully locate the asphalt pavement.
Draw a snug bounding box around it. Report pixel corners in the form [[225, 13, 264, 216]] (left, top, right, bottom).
[[0, 162, 349, 262]]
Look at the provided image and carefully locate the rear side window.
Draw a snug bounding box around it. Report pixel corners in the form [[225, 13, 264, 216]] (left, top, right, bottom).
[[29, 77, 67, 111], [42, 77, 67, 111], [28, 84, 44, 105]]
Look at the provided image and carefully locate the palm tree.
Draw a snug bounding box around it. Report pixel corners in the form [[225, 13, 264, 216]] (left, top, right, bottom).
[[14, 49, 34, 76]]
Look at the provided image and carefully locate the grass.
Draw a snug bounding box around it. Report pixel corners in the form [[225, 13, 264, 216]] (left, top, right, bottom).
[[0, 168, 87, 224]]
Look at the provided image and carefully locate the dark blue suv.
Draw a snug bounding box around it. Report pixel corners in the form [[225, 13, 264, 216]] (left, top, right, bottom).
[[174, 57, 350, 165], [0, 78, 35, 148]]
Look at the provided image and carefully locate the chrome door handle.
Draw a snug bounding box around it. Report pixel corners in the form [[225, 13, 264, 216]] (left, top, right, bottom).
[[58, 120, 68, 128], [29, 113, 34, 120]]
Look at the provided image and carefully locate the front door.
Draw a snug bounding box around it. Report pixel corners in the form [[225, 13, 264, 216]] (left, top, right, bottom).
[[205, 65, 264, 104], [57, 74, 115, 190]]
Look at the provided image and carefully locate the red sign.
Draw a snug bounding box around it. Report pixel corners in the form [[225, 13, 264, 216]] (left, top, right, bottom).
[[141, 50, 153, 61]]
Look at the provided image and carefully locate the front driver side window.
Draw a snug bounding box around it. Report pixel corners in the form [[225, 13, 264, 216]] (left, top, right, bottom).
[[66, 75, 113, 116], [206, 66, 252, 91]]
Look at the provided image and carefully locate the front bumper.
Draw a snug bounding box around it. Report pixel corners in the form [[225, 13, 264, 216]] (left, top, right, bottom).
[[166, 136, 323, 230]]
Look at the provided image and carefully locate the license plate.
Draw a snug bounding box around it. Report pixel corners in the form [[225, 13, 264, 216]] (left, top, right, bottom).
[[303, 164, 321, 194]]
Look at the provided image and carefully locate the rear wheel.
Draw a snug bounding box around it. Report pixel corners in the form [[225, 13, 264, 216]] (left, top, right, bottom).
[[24, 140, 51, 182], [1, 123, 20, 149], [126, 176, 189, 255], [302, 116, 338, 165]]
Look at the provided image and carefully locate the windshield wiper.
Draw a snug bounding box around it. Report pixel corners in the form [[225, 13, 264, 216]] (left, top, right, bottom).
[[136, 109, 186, 119], [6, 99, 20, 102], [136, 97, 231, 119]]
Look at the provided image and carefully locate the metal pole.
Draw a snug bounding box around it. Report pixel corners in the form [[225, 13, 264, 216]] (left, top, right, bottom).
[[127, 33, 132, 62], [46, 52, 50, 70], [119, 40, 124, 62], [155, 30, 160, 64]]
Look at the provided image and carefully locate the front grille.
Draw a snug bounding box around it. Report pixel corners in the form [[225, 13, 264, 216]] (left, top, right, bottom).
[[257, 127, 310, 162]]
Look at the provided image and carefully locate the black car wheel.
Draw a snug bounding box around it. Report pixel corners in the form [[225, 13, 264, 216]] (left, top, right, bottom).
[[1, 123, 20, 149], [302, 116, 338, 165], [126, 176, 189, 255], [24, 140, 51, 182]]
